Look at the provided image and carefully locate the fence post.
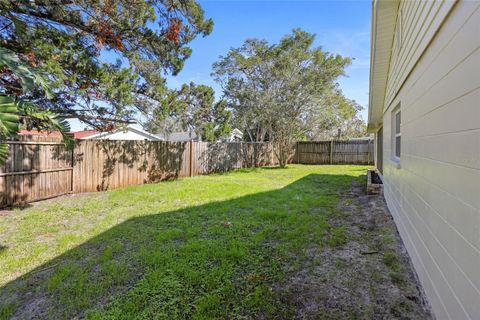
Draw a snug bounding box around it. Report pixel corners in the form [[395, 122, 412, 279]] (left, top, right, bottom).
[[296, 142, 299, 164], [367, 140, 371, 165], [330, 140, 333, 165], [70, 145, 75, 193], [189, 141, 193, 177], [240, 142, 243, 168], [271, 142, 274, 165]]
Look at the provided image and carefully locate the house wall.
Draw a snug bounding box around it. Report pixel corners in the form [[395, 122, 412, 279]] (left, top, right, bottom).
[[381, 1, 480, 319], [90, 130, 159, 141], [375, 127, 383, 173]]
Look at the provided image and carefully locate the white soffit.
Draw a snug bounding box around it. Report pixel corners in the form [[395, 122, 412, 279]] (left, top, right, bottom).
[[367, 0, 400, 132]]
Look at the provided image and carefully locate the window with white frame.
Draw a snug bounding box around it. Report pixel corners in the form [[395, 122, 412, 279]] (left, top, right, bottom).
[[392, 105, 401, 160]]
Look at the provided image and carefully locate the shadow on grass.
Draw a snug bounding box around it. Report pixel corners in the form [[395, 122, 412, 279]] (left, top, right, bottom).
[[257, 166, 291, 170], [0, 172, 363, 319], [0, 203, 33, 212]]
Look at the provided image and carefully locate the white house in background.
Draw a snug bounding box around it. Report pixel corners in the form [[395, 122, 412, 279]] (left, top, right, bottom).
[[79, 125, 162, 141], [226, 128, 243, 142], [162, 131, 199, 142], [368, 1, 479, 319], [161, 128, 244, 142]]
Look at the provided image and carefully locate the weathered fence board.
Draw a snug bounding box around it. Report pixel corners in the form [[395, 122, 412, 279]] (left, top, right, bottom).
[[73, 140, 190, 193], [1, 139, 279, 207], [296, 140, 373, 165], [191, 142, 277, 175], [0, 136, 73, 207], [1, 138, 370, 207]]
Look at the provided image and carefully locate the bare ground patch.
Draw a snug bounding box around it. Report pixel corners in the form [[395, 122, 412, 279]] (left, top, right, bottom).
[[278, 181, 433, 319]]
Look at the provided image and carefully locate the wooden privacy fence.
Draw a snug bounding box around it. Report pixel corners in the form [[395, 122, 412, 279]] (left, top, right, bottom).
[[74, 140, 277, 193], [0, 136, 74, 207], [1, 138, 372, 207], [296, 140, 374, 165], [0, 139, 278, 207]]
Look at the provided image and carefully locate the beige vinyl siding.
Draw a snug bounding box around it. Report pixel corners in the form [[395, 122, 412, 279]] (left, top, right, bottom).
[[381, 1, 480, 319], [384, 0, 457, 109]]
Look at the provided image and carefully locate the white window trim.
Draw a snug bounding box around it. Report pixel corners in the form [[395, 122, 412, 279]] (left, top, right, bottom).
[[394, 110, 401, 160], [391, 104, 401, 168]]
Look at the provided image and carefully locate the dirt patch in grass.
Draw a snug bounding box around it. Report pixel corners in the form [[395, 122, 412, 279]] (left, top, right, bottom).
[[278, 181, 433, 319]]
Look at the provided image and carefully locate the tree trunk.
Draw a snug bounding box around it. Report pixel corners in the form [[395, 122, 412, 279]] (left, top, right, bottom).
[[278, 143, 287, 168]]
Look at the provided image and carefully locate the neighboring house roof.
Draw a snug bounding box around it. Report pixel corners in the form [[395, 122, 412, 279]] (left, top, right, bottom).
[[83, 125, 162, 141], [72, 130, 100, 139], [18, 127, 159, 141], [367, 0, 400, 132], [19, 129, 102, 139]]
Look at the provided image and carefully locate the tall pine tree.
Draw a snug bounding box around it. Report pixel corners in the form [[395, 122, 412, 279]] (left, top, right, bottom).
[[0, 0, 213, 126], [0, 0, 212, 162]]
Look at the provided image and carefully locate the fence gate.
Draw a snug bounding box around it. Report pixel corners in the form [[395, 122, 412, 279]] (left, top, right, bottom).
[[0, 137, 73, 207]]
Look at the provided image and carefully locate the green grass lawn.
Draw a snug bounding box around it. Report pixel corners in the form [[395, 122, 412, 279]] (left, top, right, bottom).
[[0, 165, 368, 319]]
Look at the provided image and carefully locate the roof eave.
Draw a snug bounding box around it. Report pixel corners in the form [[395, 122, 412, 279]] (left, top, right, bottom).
[[367, 0, 400, 133]]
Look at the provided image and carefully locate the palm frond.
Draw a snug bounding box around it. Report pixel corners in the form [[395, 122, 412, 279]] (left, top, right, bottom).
[[0, 47, 53, 98], [0, 143, 8, 163], [18, 100, 74, 149], [0, 49, 71, 165], [0, 95, 19, 137], [0, 95, 19, 164]]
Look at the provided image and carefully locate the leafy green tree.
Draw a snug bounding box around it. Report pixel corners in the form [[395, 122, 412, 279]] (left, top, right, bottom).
[[212, 29, 355, 167], [307, 88, 367, 140], [145, 82, 232, 142], [0, 0, 212, 163], [0, 0, 213, 127], [177, 83, 231, 142], [0, 47, 73, 163]]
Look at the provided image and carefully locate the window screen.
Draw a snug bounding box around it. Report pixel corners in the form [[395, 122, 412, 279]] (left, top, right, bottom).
[[392, 106, 401, 160], [395, 136, 401, 158], [395, 112, 401, 134]]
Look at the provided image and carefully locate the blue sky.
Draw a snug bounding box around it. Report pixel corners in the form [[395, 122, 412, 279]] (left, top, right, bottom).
[[70, 0, 371, 131]]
